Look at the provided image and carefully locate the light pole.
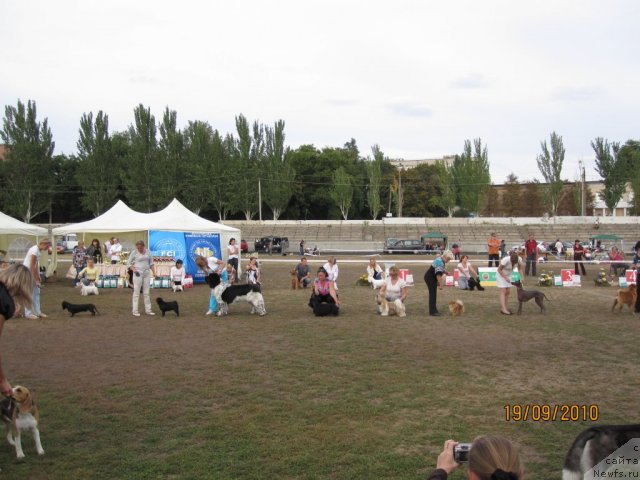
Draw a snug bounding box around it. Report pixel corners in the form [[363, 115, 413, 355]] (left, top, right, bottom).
[[397, 159, 404, 218], [578, 160, 586, 216]]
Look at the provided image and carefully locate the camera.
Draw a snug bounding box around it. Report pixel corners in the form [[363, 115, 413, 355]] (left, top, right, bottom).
[[453, 443, 472, 463]]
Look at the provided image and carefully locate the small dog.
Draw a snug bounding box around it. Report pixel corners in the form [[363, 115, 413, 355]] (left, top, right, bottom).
[[80, 284, 99, 296], [0, 385, 44, 459], [62, 301, 99, 317], [376, 291, 406, 317], [290, 270, 300, 290], [156, 298, 180, 317], [563, 424, 640, 479], [611, 286, 637, 312], [207, 273, 267, 316], [171, 283, 183, 293], [448, 300, 465, 316], [512, 281, 549, 314]]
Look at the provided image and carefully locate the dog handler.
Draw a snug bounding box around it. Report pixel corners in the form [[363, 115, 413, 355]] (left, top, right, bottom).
[[424, 251, 453, 316], [127, 240, 156, 316], [0, 265, 34, 397], [497, 252, 523, 315]]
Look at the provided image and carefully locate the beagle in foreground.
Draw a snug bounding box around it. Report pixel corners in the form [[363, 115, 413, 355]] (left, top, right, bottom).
[[0, 386, 44, 459]]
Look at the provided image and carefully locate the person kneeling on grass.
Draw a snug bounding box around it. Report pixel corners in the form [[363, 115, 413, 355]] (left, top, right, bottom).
[[378, 265, 407, 314], [77, 258, 101, 286], [295, 257, 311, 288], [427, 436, 524, 480], [456, 255, 484, 291], [308, 267, 340, 316]]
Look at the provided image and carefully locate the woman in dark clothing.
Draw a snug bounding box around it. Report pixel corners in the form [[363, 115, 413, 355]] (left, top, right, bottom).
[[573, 239, 587, 276], [86, 238, 103, 264], [634, 241, 640, 314], [424, 251, 454, 316]]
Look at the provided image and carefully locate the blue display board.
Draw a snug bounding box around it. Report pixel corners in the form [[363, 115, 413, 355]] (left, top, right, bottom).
[[149, 231, 221, 283]]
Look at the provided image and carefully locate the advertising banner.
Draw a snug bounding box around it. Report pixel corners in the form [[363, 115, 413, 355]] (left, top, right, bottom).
[[185, 233, 221, 283], [149, 231, 187, 264], [478, 267, 497, 286]]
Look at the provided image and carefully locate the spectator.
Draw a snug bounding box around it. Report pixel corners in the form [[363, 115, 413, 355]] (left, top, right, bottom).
[[0, 264, 34, 397], [497, 252, 523, 315], [227, 238, 240, 276], [633, 241, 640, 314], [86, 238, 103, 264], [573, 240, 587, 277], [104, 237, 112, 257], [424, 251, 454, 316], [299, 239, 305, 256], [71, 240, 87, 285], [246, 257, 261, 285], [170, 259, 186, 289], [23, 239, 51, 319], [524, 234, 537, 277], [295, 257, 311, 288], [109, 237, 122, 264], [367, 257, 386, 288], [379, 266, 407, 311], [456, 255, 484, 291], [451, 243, 461, 261], [554, 239, 563, 260], [487, 233, 500, 267], [126, 240, 156, 316], [426, 436, 524, 480], [225, 263, 237, 285], [77, 258, 101, 286], [323, 256, 339, 289], [609, 246, 628, 277], [308, 267, 339, 315]]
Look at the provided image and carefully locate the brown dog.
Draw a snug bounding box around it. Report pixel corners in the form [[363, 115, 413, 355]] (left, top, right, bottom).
[[448, 300, 464, 317], [611, 286, 637, 312], [0, 385, 44, 459], [290, 270, 300, 290]]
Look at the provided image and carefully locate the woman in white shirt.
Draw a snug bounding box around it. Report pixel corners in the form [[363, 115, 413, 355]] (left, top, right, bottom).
[[170, 259, 186, 289], [323, 257, 339, 289], [456, 255, 483, 290], [380, 266, 407, 303], [227, 238, 240, 277], [496, 252, 524, 315], [367, 257, 386, 289]]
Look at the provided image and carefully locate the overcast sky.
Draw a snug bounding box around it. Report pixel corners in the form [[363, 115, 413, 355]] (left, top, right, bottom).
[[2, 0, 638, 183]]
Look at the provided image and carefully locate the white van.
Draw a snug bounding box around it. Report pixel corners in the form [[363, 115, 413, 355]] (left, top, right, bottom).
[[61, 234, 78, 252]]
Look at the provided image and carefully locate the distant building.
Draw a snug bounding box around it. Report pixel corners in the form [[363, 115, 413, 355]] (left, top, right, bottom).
[[390, 155, 455, 170]]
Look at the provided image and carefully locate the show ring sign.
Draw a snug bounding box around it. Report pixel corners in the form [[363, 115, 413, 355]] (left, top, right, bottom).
[[477, 267, 521, 287], [150, 231, 221, 283]]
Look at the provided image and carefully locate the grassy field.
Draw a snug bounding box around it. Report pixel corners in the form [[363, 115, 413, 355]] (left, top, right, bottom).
[[1, 255, 638, 479]]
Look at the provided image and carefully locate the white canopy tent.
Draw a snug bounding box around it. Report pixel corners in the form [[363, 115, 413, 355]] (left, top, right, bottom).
[[52, 199, 241, 262], [0, 210, 49, 262]]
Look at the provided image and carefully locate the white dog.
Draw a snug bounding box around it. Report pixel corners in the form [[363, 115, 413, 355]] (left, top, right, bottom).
[[376, 291, 406, 317], [80, 284, 99, 296], [172, 284, 183, 293], [0, 386, 44, 459]]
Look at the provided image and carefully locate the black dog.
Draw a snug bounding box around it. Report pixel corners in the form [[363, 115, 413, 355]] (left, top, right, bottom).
[[156, 298, 179, 317], [61, 301, 99, 317], [205, 273, 267, 316]]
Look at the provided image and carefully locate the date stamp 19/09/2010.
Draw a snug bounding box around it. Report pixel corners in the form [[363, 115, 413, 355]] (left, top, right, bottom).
[[504, 404, 600, 422]]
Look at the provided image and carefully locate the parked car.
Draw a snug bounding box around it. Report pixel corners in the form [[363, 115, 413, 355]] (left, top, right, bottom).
[[383, 239, 428, 254], [61, 234, 78, 253], [254, 236, 289, 253], [56, 240, 66, 254], [240, 239, 248, 253]]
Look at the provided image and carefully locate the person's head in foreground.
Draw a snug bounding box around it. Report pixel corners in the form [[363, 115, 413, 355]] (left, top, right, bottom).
[[434, 436, 523, 480]]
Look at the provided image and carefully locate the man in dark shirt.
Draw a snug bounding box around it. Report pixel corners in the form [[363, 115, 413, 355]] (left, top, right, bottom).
[[573, 239, 587, 276], [295, 257, 311, 288]]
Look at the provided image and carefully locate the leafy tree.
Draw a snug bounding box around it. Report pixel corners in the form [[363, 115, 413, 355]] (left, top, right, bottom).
[[262, 120, 294, 220], [75, 111, 119, 216], [431, 160, 456, 217], [402, 163, 446, 217], [209, 132, 234, 220], [520, 181, 544, 217], [366, 145, 384, 219], [230, 115, 263, 220], [330, 166, 354, 220], [617, 140, 640, 214], [536, 131, 565, 216], [454, 138, 491, 214], [181, 121, 215, 215], [157, 108, 184, 207], [0, 99, 55, 222], [123, 104, 158, 212], [502, 173, 521, 217], [591, 137, 628, 216], [50, 154, 85, 223]]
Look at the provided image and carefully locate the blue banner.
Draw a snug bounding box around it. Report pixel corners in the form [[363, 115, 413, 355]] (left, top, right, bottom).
[[149, 231, 187, 264], [185, 233, 221, 283]]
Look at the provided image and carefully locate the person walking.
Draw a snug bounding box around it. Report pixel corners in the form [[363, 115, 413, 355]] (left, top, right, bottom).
[[23, 239, 51, 319], [126, 240, 156, 316], [487, 233, 500, 267], [524, 233, 538, 277]]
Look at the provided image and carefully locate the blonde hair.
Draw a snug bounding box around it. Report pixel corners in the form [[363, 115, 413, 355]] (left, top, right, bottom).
[[0, 264, 34, 311], [441, 250, 454, 261], [389, 265, 399, 275], [468, 436, 524, 480]]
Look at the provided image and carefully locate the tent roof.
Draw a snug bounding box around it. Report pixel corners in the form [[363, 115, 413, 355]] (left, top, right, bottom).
[[52, 200, 149, 235], [590, 234, 622, 241], [420, 232, 448, 239], [147, 199, 240, 233], [0, 211, 48, 236], [53, 199, 240, 235]]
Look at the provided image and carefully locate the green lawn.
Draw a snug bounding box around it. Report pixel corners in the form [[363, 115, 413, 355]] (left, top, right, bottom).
[[1, 257, 637, 479]]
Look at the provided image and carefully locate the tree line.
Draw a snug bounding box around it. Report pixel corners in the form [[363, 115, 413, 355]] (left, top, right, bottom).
[[1, 100, 639, 224]]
